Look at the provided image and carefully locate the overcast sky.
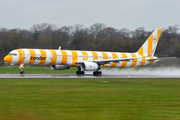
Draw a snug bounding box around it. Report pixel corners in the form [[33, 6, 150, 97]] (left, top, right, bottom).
[[0, 0, 179, 31]]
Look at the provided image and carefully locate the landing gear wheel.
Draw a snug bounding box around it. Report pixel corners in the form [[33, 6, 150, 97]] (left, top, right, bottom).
[[76, 71, 85, 75], [20, 71, 25, 74], [93, 71, 102, 76]]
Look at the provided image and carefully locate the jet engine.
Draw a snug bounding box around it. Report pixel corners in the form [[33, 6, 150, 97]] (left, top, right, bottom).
[[50, 65, 70, 70], [81, 62, 100, 71]]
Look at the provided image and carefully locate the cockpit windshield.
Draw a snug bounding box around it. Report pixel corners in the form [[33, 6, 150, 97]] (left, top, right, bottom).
[[8, 53, 17, 56]]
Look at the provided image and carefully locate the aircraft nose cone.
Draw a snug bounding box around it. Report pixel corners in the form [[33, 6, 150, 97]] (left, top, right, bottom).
[[4, 55, 13, 63]]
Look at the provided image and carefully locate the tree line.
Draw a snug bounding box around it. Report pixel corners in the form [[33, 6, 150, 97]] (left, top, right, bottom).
[[0, 23, 179, 65]]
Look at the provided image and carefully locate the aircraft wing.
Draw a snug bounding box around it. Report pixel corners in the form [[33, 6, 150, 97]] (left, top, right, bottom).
[[76, 57, 140, 65]]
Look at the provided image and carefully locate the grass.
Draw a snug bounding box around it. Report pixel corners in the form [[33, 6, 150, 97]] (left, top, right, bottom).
[[0, 78, 180, 120]]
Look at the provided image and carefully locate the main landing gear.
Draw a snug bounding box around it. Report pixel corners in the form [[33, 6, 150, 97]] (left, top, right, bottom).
[[76, 66, 102, 76], [76, 70, 102, 76], [76, 66, 85, 75], [93, 71, 102, 76], [19, 64, 25, 74]]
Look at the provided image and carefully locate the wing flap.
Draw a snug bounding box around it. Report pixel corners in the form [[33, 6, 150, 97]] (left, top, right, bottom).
[[146, 58, 158, 61]]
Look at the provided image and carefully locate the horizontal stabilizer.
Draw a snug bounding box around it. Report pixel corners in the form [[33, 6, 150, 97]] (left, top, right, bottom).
[[158, 57, 176, 61]]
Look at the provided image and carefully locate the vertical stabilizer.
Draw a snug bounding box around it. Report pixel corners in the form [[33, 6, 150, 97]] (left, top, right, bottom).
[[137, 29, 162, 56]]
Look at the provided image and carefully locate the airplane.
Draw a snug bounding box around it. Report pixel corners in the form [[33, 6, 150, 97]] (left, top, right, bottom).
[[4, 29, 164, 75]]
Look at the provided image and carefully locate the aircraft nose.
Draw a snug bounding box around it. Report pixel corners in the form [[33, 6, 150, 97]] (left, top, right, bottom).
[[4, 55, 13, 63]]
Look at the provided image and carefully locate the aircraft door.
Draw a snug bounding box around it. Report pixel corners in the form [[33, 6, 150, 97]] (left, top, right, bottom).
[[50, 51, 53, 60], [21, 50, 26, 59]]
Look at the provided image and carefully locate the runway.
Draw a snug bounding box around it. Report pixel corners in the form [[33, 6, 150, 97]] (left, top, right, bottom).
[[1, 74, 180, 78]]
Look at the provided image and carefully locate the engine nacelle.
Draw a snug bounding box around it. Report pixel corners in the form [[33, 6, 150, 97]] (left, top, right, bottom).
[[51, 65, 70, 70], [81, 62, 99, 71]]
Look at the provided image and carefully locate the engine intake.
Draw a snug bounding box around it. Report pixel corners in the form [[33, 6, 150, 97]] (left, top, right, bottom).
[[51, 65, 70, 70]]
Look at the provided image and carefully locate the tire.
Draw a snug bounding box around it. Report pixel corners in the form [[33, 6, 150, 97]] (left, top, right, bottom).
[[20, 71, 24, 74], [93, 71, 97, 76], [93, 71, 102, 76], [81, 71, 85, 75], [76, 71, 85, 75]]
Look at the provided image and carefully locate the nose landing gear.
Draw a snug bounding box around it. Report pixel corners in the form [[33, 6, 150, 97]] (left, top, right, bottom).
[[19, 64, 25, 74]]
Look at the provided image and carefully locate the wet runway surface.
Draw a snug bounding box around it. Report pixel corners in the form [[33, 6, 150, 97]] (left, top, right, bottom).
[[1, 74, 180, 78]]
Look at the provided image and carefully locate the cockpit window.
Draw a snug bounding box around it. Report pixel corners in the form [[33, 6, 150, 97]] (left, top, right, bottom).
[[8, 53, 17, 56]]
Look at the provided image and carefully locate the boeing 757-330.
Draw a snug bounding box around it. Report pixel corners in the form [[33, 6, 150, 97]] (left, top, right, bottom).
[[4, 29, 168, 75]]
